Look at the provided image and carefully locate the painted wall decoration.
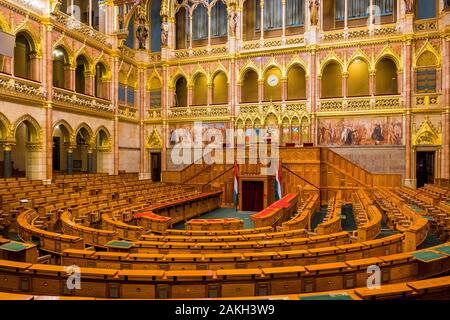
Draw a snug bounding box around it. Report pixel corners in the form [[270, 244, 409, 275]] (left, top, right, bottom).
[[318, 116, 403, 146], [168, 122, 229, 147]]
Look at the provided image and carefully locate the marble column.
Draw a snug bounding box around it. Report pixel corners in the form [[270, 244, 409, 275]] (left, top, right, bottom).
[[67, 148, 74, 175], [258, 79, 264, 103], [112, 55, 119, 175], [342, 72, 348, 98], [259, 0, 264, 41], [87, 150, 94, 173], [310, 48, 317, 144], [44, 23, 53, 182], [3, 145, 12, 178], [281, 78, 287, 102], [404, 38, 413, 186]]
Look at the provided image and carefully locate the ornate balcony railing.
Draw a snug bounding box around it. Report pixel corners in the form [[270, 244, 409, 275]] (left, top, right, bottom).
[[118, 105, 138, 120], [414, 19, 438, 32], [414, 94, 440, 108], [174, 45, 227, 59], [242, 36, 305, 51], [319, 95, 402, 112], [147, 108, 162, 120], [238, 101, 307, 118], [322, 24, 399, 42], [51, 11, 110, 46], [0, 74, 46, 101], [168, 105, 230, 120], [53, 87, 113, 114]]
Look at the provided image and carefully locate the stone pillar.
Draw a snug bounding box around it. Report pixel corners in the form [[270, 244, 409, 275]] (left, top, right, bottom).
[[44, 23, 54, 182], [404, 38, 413, 187], [30, 53, 40, 82], [87, 149, 94, 173], [369, 70, 376, 96], [112, 55, 119, 175], [207, 83, 213, 106], [258, 79, 264, 103], [85, 72, 94, 96], [138, 67, 147, 179], [161, 64, 169, 173], [189, 13, 193, 49], [281, 0, 286, 42], [187, 85, 193, 107], [310, 47, 317, 145], [3, 145, 13, 178], [442, 36, 450, 179], [281, 77, 287, 101], [342, 72, 348, 98], [67, 148, 74, 175], [259, 0, 264, 41]]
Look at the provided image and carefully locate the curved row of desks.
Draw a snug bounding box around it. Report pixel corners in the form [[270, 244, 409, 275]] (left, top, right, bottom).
[[61, 234, 404, 270], [316, 191, 343, 235], [0, 243, 449, 299], [2, 274, 450, 300], [251, 194, 298, 228], [282, 194, 320, 231]]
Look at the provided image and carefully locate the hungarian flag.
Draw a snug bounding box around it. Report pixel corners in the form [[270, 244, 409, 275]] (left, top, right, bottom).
[[275, 160, 282, 200], [234, 161, 238, 209]]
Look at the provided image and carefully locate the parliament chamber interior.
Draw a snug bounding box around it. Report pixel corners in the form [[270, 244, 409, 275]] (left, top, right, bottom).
[[0, 0, 449, 302]]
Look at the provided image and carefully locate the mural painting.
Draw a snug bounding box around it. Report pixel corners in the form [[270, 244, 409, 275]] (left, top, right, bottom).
[[318, 116, 403, 146]]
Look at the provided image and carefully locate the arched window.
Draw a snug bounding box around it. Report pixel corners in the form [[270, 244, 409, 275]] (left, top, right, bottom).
[[174, 76, 188, 107], [150, 0, 162, 52], [241, 70, 259, 103], [14, 33, 33, 79], [287, 65, 307, 100], [192, 4, 208, 40], [127, 75, 137, 107], [211, 1, 227, 37], [53, 47, 69, 89], [192, 74, 207, 106], [321, 62, 342, 98], [175, 7, 188, 49], [416, 0, 437, 19], [256, 0, 282, 31], [118, 71, 127, 105], [376, 58, 398, 95], [347, 59, 369, 97], [286, 0, 305, 26], [75, 56, 88, 94], [125, 15, 135, 48], [212, 72, 228, 105], [416, 51, 438, 93], [95, 63, 107, 99], [148, 76, 162, 108]]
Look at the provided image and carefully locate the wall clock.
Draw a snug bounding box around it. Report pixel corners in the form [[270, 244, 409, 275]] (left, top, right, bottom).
[[267, 74, 279, 87]]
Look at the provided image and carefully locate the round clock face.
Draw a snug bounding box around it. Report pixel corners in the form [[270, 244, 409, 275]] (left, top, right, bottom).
[[267, 75, 279, 87]]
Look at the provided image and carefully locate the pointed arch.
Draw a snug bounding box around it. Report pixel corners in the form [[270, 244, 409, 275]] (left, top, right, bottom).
[[0, 112, 12, 141], [286, 56, 309, 77], [287, 63, 307, 100], [13, 114, 41, 143], [211, 70, 228, 105], [375, 45, 402, 72], [75, 123, 95, 145], [262, 57, 284, 78], [14, 26, 41, 56], [346, 49, 372, 72], [0, 11, 11, 33], [414, 41, 441, 68], [319, 51, 344, 76], [240, 68, 259, 103]]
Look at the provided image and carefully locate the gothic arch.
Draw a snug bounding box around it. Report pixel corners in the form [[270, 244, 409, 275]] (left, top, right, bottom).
[[13, 114, 42, 143]]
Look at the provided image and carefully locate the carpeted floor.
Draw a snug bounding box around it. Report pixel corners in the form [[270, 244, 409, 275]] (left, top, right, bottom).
[[171, 208, 258, 230]]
